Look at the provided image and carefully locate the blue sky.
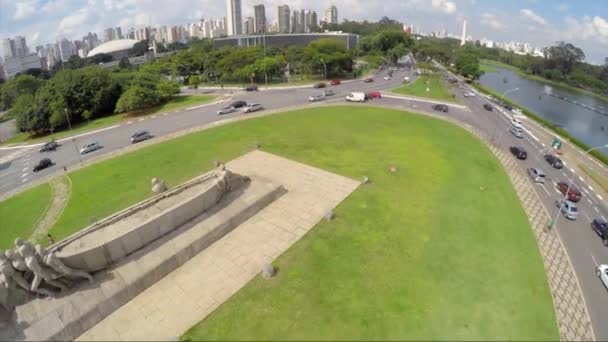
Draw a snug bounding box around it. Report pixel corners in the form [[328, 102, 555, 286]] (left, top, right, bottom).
[[1, 0, 607, 63]]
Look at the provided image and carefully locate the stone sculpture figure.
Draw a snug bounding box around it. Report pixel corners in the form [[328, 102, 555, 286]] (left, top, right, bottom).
[[4, 250, 27, 273], [35, 245, 93, 283], [0, 250, 54, 297], [18, 244, 67, 293]]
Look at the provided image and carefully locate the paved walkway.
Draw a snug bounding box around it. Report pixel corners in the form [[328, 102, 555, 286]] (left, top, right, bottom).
[[29, 175, 71, 243], [77, 150, 360, 341]]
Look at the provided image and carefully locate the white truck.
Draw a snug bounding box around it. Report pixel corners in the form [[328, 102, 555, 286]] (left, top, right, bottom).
[[346, 92, 366, 102]]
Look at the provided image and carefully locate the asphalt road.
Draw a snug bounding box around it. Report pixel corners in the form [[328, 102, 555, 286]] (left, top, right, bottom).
[[1, 62, 607, 339]]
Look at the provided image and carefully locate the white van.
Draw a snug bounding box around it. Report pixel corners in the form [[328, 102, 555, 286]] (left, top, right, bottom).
[[346, 92, 366, 102]]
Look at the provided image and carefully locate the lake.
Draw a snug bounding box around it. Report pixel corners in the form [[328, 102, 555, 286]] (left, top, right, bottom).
[[479, 66, 608, 152]]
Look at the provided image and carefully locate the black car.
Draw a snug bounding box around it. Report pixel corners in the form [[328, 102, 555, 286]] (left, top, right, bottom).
[[230, 100, 247, 108], [504, 104, 514, 111], [39, 140, 58, 152], [432, 104, 449, 113], [313, 82, 326, 89], [483, 104, 493, 111], [244, 85, 258, 91], [592, 219, 608, 246], [544, 154, 563, 169], [33, 158, 53, 172], [510, 146, 527, 160], [130, 130, 153, 143]]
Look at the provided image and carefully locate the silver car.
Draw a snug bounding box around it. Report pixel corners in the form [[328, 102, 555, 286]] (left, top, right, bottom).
[[556, 199, 579, 220], [80, 141, 102, 154], [217, 106, 236, 115], [243, 103, 263, 113], [308, 94, 325, 102], [527, 167, 546, 183], [510, 126, 524, 138]]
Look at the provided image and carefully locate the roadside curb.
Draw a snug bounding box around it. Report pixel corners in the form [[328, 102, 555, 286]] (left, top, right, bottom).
[[383, 94, 469, 109]]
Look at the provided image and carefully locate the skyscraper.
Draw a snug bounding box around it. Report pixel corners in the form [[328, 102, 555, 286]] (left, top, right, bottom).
[[115, 27, 123, 39], [460, 19, 467, 46], [277, 5, 290, 33], [13, 36, 28, 57], [305, 10, 318, 33], [104, 28, 116, 42], [226, 0, 242, 36], [1, 38, 16, 58], [324, 5, 338, 24], [254, 4, 266, 33], [244, 17, 255, 34], [291, 10, 298, 33]]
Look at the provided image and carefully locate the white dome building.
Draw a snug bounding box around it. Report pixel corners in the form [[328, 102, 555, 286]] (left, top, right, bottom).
[[87, 39, 139, 59]]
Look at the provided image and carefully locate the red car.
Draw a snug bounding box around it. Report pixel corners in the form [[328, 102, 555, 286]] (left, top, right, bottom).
[[557, 181, 582, 202], [368, 91, 381, 99], [330, 79, 341, 85], [363, 77, 374, 83]]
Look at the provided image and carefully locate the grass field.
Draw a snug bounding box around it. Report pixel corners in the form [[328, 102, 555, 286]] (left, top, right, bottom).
[[392, 74, 457, 103], [1, 95, 216, 146], [480, 63, 498, 73], [0, 183, 52, 249], [0, 106, 557, 339]]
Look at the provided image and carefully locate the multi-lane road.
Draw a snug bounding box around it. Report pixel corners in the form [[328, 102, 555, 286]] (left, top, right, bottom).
[[1, 63, 607, 339]]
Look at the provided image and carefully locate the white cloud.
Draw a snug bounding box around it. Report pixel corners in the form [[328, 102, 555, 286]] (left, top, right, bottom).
[[565, 15, 608, 44], [29, 31, 39, 44], [520, 8, 547, 26], [555, 3, 569, 12], [14, 0, 37, 20], [431, 0, 457, 15], [480, 13, 505, 31], [58, 8, 92, 34]]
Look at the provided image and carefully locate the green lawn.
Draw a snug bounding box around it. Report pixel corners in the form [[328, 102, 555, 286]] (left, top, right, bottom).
[[1, 95, 216, 146], [0, 105, 556, 339], [0, 183, 52, 249], [392, 75, 458, 103], [480, 63, 498, 73]]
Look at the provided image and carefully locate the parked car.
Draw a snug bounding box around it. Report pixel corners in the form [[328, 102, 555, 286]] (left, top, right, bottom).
[[368, 91, 382, 99], [555, 199, 579, 220], [39, 140, 58, 153], [556, 181, 582, 202], [363, 77, 374, 83], [322, 89, 335, 97], [596, 264, 608, 290], [32, 158, 53, 172], [509, 146, 527, 160], [130, 130, 153, 144], [510, 126, 524, 138], [217, 105, 237, 115], [230, 100, 247, 108], [432, 104, 449, 113], [330, 79, 341, 85], [244, 85, 258, 91], [591, 219, 608, 246], [544, 154, 563, 169], [527, 167, 546, 183], [313, 82, 326, 89], [243, 103, 263, 113], [308, 94, 326, 102], [483, 103, 493, 111], [80, 141, 102, 155]]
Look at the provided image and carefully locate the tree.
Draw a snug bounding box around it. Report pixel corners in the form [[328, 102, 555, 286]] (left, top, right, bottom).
[[13, 94, 49, 134], [156, 81, 180, 101], [0, 75, 43, 110], [115, 86, 159, 113], [455, 48, 482, 80], [118, 57, 132, 69], [131, 40, 149, 56], [188, 75, 201, 88], [544, 41, 585, 75]]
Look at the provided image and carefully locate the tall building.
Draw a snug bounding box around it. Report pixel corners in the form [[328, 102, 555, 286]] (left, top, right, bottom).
[[304, 10, 318, 33], [460, 19, 466, 46], [253, 4, 266, 33], [324, 5, 338, 24], [104, 28, 116, 42], [226, 0, 242, 36], [1, 38, 16, 58], [244, 17, 255, 34], [0, 54, 42, 79], [13, 36, 28, 57], [277, 5, 290, 33], [115, 27, 123, 39], [57, 38, 74, 62], [291, 11, 298, 33]]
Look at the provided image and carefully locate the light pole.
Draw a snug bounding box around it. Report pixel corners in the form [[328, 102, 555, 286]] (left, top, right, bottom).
[[320, 58, 326, 81], [548, 144, 608, 230], [262, 30, 268, 86], [491, 87, 519, 141], [64, 108, 82, 164]]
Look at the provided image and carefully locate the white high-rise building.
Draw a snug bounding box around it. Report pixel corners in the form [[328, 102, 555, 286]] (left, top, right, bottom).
[[277, 5, 290, 33], [254, 4, 266, 33], [244, 17, 255, 34], [324, 5, 338, 24], [13, 36, 28, 57], [460, 19, 466, 46], [1, 38, 15, 58], [226, 0, 242, 36]]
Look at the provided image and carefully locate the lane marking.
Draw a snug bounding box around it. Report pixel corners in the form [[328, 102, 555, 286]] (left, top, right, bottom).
[[562, 161, 568, 166], [21, 167, 27, 172], [137, 118, 144, 122], [21, 178, 27, 183], [569, 168, 575, 173], [589, 185, 595, 191], [126, 121, 133, 125], [578, 176, 584, 182], [562, 172, 568, 179], [541, 143, 546, 147], [540, 184, 550, 196], [151, 115, 157, 119], [21, 173, 27, 177], [587, 198, 593, 205], [598, 194, 604, 201], [602, 215, 607, 221], [594, 206, 600, 213]]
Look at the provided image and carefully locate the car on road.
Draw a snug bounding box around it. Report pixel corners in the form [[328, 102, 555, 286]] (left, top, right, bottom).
[[504, 104, 514, 111], [80, 141, 102, 155], [556, 181, 582, 202], [544, 154, 563, 169], [432, 104, 449, 113], [383, 76, 391, 80], [368, 91, 382, 99], [308, 94, 326, 102], [345, 92, 366, 102], [483, 103, 493, 111], [511, 117, 523, 129], [39, 140, 59, 153], [510, 146, 527, 160], [463, 92, 476, 98], [556, 199, 579, 220], [230, 100, 247, 108], [363, 77, 374, 83], [244, 85, 258, 91], [527, 167, 546, 183], [591, 219, 608, 246], [403, 76, 410, 82], [217, 105, 237, 115], [243, 103, 263, 113], [510, 126, 524, 138], [130, 130, 152, 144], [32, 158, 53, 172], [313, 82, 326, 89], [322, 89, 335, 97], [330, 79, 341, 85], [597, 264, 608, 290]]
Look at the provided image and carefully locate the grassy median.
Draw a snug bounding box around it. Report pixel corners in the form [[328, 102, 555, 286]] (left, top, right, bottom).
[[0, 106, 557, 339], [392, 74, 457, 103]]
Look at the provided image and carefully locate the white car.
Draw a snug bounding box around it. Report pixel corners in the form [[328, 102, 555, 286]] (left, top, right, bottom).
[[555, 199, 579, 220], [463, 92, 476, 98], [308, 94, 326, 102], [243, 103, 263, 113], [597, 264, 608, 290], [512, 108, 523, 115], [383, 76, 391, 80], [80, 141, 102, 155], [510, 126, 524, 139], [403, 76, 410, 82], [511, 117, 523, 129], [217, 106, 236, 115]]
